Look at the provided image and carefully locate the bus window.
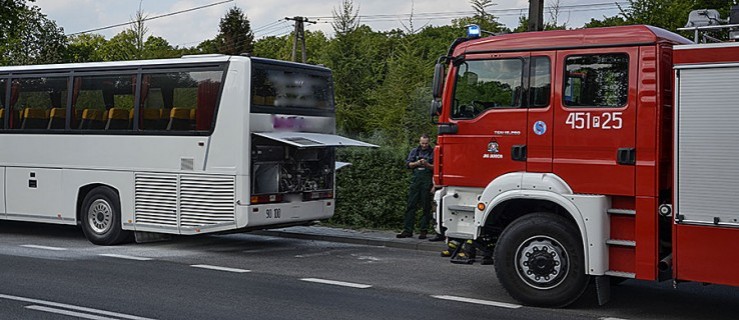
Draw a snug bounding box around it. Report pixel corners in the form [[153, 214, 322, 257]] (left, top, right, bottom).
[[140, 69, 224, 132], [251, 63, 333, 114], [0, 78, 6, 129], [72, 73, 136, 130], [10, 76, 69, 130]]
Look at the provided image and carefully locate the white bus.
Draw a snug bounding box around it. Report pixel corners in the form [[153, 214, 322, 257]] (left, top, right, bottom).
[[0, 55, 374, 245]]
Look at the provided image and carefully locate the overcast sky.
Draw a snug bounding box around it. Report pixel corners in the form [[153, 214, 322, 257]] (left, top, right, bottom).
[[32, 0, 625, 47]]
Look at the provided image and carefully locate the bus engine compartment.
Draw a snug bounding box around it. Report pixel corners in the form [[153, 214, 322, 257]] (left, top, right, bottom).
[[251, 136, 335, 202]]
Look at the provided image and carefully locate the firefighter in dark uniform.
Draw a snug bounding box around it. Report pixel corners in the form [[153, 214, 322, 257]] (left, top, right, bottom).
[[397, 134, 434, 239]]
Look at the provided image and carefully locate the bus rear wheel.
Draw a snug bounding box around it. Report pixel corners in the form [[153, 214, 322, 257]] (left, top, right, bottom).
[[80, 186, 131, 245], [493, 212, 589, 307]]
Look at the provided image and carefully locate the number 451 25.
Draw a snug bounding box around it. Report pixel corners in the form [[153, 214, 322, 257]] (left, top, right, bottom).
[[565, 112, 622, 130]]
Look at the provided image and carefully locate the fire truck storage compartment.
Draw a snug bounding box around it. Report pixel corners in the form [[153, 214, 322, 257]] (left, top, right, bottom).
[[676, 64, 739, 226], [251, 137, 334, 195]]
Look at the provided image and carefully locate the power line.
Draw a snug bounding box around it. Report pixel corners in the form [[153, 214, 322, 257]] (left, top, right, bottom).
[[67, 0, 235, 36], [306, 2, 625, 21]]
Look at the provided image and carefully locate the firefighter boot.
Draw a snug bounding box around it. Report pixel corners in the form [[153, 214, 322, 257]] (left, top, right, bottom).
[[441, 240, 459, 257], [451, 240, 476, 264]]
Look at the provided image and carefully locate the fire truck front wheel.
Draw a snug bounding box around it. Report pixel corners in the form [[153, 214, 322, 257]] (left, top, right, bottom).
[[494, 212, 589, 307]]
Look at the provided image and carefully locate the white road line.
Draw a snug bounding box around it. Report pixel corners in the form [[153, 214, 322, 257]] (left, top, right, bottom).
[[0, 294, 155, 320], [600, 318, 630, 320], [26, 305, 117, 320], [20, 244, 67, 251], [300, 278, 372, 289], [190, 264, 251, 273], [98, 253, 152, 261], [431, 295, 522, 309]]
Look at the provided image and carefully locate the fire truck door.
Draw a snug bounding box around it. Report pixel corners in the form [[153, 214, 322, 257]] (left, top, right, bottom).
[[526, 53, 555, 173], [439, 53, 528, 188], [552, 48, 638, 195]]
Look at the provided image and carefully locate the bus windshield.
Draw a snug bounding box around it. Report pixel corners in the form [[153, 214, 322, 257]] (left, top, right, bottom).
[[251, 62, 333, 114]]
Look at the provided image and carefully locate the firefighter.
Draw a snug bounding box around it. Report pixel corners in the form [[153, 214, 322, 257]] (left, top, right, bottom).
[[397, 134, 434, 239]]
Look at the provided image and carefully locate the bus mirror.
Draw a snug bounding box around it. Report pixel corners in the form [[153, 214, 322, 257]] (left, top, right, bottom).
[[432, 63, 444, 99]]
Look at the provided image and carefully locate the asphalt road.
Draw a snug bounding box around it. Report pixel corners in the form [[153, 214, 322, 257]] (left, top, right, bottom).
[[1, 221, 739, 320]]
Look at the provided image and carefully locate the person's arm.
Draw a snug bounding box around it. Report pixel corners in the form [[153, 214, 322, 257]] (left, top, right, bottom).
[[406, 148, 419, 169]]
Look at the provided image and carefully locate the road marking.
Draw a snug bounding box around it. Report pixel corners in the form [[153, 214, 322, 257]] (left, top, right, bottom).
[[98, 253, 152, 261], [300, 278, 372, 289], [0, 294, 155, 320], [431, 295, 522, 309], [26, 305, 117, 320], [20, 244, 67, 251], [600, 318, 629, 320], [191, 264, 251, 273]]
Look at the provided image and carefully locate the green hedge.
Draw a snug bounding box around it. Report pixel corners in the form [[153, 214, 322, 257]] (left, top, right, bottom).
[[331, 145, 411, 230]]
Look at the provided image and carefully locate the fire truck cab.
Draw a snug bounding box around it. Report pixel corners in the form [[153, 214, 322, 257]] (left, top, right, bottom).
[[432, 24, 739, 307]]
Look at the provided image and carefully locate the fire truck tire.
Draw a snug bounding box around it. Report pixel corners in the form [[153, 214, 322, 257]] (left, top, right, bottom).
[[80, 186, 132, 246], [494, 212, 589, 307]]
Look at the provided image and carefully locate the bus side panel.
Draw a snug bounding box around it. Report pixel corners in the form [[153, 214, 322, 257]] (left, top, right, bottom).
[[61, 170, 134, 230], [5, 167, 67, 224]]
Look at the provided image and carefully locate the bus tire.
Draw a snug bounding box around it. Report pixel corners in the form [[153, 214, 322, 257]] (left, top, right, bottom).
[[493, 212, 589, 307], [80, 186, 131, 245]]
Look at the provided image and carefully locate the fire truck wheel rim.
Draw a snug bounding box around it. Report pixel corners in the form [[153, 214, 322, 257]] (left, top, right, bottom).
[[514, 235, 569, 290]]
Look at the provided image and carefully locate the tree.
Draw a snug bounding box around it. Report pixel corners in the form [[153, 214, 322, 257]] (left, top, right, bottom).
[[214, 6, 254, 55], [1, 2, 67, 65], [100, 30, 139, 61], [0, 0, 28, 43], [66, 33, 107, 62], [452, 0, 508, 34], [332, 0, 359, 36]]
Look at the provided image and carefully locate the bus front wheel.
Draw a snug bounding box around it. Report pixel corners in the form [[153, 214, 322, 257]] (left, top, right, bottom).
[[493, 212, 589, 307], [80, 186, 131, 245]]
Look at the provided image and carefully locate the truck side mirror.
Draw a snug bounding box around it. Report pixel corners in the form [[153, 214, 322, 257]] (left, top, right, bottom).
[[430, 99, 442, 117], [432, 63, 444, 99]]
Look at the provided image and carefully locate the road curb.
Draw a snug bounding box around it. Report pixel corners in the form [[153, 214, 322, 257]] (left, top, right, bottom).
[[253, 230, 446, 252]]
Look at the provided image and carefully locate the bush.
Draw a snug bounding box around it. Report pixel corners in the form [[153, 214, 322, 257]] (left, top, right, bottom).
[[331, 145, 411, 230]]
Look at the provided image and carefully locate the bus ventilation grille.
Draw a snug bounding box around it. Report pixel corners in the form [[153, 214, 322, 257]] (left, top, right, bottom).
[[135, 173, 236, 229]]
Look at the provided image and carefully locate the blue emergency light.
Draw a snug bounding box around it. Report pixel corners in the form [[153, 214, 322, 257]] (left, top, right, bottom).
[[467, 24, 481, 38]]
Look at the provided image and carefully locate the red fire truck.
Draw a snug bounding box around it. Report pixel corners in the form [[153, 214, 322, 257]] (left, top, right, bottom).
[[431, 18, 739, 307]]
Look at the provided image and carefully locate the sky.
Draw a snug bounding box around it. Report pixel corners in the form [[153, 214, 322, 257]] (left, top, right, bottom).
[[32, 0, 626, 48]]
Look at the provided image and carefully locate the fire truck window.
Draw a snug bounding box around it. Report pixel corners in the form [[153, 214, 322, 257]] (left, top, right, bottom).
[[530, 56, 551, 108], [451, 59, 523, 119], [564, 54, 629, 108]]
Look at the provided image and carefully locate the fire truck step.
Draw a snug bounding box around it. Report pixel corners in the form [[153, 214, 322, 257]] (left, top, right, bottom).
[[604, 270, 636, 279], [447, 204, 476, 212], [607, 209, 636, 215], [606, 239, 636, 247]]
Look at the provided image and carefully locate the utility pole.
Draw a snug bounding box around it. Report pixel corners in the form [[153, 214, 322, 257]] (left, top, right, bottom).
[[285, 16, 316, 63], [528, 0, 544, 32]]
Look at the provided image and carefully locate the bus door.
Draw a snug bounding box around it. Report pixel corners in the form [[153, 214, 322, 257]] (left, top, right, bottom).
[[439, 53, 529, 187], [552, 48, 638, 195]]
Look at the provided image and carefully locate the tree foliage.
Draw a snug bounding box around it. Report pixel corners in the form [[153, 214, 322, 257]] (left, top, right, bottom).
[[1, 1, 67, 65], [214, 6, 254, 55]]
